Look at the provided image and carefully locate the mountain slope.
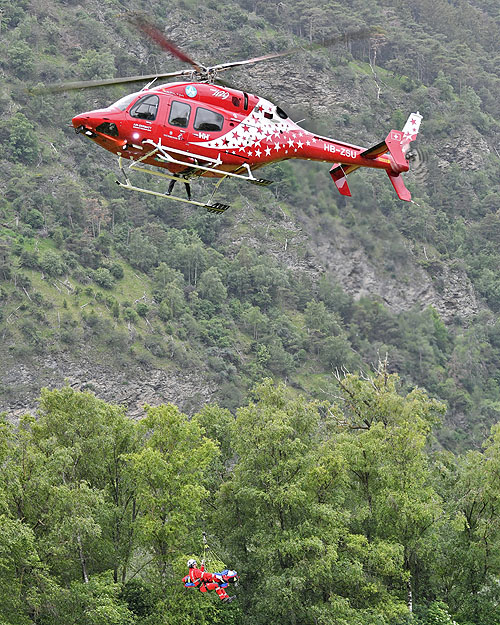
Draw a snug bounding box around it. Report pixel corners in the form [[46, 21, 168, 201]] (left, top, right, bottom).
[[1, 0, 500, 449]]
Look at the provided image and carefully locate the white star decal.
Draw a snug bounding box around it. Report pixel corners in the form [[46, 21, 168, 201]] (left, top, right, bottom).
[[265, 146, 271, 156], [297, 140, 304, 149], [255, 148, 261, 157], [274, 142, 281, 151]]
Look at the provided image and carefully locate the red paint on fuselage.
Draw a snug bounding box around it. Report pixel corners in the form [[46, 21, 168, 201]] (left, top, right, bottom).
[[72, 81, 406, 179]]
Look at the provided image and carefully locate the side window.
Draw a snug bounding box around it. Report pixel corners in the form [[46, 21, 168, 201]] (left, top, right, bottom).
[[129, 95, 159, 121], [194, 107, 224, 132], [169, 101, 191, 128]]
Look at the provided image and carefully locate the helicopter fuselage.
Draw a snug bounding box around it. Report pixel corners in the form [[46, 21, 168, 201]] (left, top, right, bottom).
[[72, 81, 420, 202]]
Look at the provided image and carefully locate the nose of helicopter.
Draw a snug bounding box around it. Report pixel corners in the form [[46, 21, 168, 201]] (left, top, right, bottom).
[[72, 107, 111, 127], [72, 112, 93, 137], [72, 112, 98, 133], [72, 113, 86, 128]]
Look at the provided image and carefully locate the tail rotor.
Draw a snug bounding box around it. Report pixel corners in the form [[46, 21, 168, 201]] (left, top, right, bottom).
[[406, 145, 429, 184]]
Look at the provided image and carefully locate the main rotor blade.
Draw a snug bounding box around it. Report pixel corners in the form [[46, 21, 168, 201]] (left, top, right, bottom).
[[130, 14, 206, 73], [210, 28, 384, 73], [210, 51, 295, 72], [29, 70, 194, 94]]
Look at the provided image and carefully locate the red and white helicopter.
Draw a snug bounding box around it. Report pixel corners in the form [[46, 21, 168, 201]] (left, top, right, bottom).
[[41, 17, 422, 213]]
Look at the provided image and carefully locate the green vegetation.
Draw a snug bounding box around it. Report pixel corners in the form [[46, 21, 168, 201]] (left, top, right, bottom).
[[1, 0, 500, 619], [2, 376, 500, 623]]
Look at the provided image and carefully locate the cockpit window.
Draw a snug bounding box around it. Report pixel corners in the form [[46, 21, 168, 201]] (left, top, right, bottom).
[[112, 93, 139, 111], [169, 101, 191, 128], [194, 107, 224, 132], [129, 95, 160, 121], [276, 106, 288, 119]]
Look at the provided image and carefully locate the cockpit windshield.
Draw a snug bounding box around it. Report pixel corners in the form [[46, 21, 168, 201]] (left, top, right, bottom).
[[111, 93, 140, 111]]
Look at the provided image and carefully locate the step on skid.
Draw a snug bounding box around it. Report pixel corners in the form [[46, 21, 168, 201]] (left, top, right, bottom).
[[116, 176, 230, 213]]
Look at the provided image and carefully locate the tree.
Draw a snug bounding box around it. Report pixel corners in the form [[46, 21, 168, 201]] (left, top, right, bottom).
[[31, 388, 141, 584], [0, 515, 49, 624], [94, 267, 115, 289], [196, 267, 227, 307], [128, 404, 218, 580], [7, 40, 34, 77], [241, 305, 268, 340], [332, 364, 446, 613], [433, 423, 500, 624], [127, 231, 158, 273], [0, 240, 12, 281], [39, 250, 67, 277], [8, 113, 39, 164], [78, 49, 116, 80], [218, 379, 407, 625]]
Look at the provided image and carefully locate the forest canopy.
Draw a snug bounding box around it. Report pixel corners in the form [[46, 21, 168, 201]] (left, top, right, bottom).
[[3, 372, 500, 625]]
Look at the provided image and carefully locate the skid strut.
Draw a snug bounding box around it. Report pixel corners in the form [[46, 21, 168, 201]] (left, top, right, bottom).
[[141, 139, 273, 186], [116, 155, 230, 213]]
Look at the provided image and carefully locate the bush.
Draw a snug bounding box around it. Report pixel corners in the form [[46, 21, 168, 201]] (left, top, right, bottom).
[[135, 302, 149, 317], [109, 263, 124, 280], [19, 249, 39, 269], [93, 267, 114, 289], [25, 209, 44, 229], [144, 335, 167, 357], [77, 49, 116, 79], [39, 250, 67, 277], [7, 40, 34, 77], [123, 308, 138, 323]]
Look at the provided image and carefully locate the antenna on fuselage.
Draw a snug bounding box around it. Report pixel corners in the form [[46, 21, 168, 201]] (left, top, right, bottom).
[[142, 77, 158, 91]]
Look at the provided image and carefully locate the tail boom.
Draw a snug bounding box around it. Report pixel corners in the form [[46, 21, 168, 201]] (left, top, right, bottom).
[[307, 112, 423, 202]]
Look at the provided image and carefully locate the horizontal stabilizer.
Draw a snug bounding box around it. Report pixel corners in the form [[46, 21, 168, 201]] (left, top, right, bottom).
[[360, 140, 388, 160], [327, 112, 422, 203], [360, 131, 408, 172]]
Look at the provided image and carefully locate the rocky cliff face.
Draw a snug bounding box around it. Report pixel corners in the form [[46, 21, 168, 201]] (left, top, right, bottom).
[[308, 223, 481, 321], [2, 353, 216, 421]]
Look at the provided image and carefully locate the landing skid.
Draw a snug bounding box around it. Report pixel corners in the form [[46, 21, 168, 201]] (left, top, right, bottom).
[[116, 179, 230, 213], [116, 155, 230, 213], [115, 139, 274, 212]]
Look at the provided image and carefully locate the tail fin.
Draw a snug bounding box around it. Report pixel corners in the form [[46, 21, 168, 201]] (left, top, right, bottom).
[[360, 111, 423, 201], [329, 112, 423, 202], [401, 111, 423, 152], [387, 111, 422, 200], [361, 112, 423, 168]]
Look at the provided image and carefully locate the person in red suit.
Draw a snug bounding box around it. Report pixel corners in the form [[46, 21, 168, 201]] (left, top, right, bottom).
[[182, 559, 237, 603]]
